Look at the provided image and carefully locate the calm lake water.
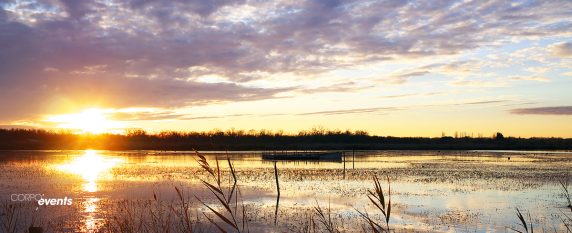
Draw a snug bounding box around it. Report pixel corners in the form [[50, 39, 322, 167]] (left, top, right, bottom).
[[0, 150, 571, 232]]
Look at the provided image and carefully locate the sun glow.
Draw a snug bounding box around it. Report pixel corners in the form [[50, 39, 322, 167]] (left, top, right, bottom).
[[47, 108, 123, 134], [55, 150, 124, 192]]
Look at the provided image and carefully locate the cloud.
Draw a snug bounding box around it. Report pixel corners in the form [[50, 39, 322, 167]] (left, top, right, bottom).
[[378, 60, 483, 85], [379, 70, 430, 84], [459, 100, 508, 105], [549, 42, 572, 57], [109, 110, 185, 121], [179, 114, 253, 120], [1, 0, 572, 121], [0, 68, 292, 120], [421, 60, 483, 74], [417, 99, 510, 108], [297, 107, 400, 116], [508, 76, 550, 82], [298, 82, 373, 94], [447, 73, 549, 88], [394, 71, 430, 79], [449, 79, 507, 87], [510, 106, 572, 115], [379, 92, 445, 99]]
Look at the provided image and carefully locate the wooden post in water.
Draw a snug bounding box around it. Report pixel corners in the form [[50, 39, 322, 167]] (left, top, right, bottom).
[[352, 149, 355, 169], [343, 151, 346, 179], [274, 161, 280, 225]]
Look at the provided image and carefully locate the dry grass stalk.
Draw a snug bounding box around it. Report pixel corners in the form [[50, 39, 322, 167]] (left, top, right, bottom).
[[0, 201, 19, 233], [559, 179, 572, 210], [194, 151, 248, 233], [510, 208, 534, 233], [356, 175, 391, 233], [293, 212, 316, 233], [313, 200, 340, 233], [172, 187, 198, 233]]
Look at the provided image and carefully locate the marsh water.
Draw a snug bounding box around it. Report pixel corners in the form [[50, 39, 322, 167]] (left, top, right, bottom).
[[0, 150, 571, 232]]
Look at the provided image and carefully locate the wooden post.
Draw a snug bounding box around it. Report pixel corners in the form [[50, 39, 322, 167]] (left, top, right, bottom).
[[352, 149, 355, 169], [274, 161, 280, 196], [343, 151, 346, 179], [274, 161, 280, 225]]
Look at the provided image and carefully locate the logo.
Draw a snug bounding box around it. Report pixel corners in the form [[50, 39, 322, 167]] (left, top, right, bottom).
[[10, 194, 43, 202], [37, 196, 72, 206], [10, 194, 73, 206]]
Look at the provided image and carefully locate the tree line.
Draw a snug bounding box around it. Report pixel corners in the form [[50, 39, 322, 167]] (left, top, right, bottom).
[[0, 128, 571, 150]]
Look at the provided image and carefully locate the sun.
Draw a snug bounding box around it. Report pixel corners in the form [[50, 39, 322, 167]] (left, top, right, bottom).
[[47, 108, 122, 134]]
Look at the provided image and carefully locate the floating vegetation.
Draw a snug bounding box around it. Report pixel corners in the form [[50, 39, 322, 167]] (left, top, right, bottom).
[[1, 150, 572, 232]]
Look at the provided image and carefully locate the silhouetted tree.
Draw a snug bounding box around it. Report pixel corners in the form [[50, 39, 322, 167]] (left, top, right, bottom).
[[0, 128, 570, 150]]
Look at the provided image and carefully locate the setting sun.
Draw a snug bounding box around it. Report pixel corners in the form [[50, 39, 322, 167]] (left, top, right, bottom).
[[47, 108, 123, 134]]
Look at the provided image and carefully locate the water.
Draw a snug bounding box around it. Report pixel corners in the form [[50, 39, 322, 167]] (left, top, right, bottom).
[[0, 150, 570, 232]]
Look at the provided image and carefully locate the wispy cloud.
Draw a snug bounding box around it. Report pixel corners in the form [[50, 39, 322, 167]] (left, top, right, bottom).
[[298, 82, 373, 94], [449, 79, 507, 87], [297, 107, 400, 116], [378, 60, 485, 85], [380, 71, 430, 84], [508, 76, 550, 82], [110, 111, 185, 121], [379, 92, 445, 99], [295, 99, 508, 116], [460, 100, 509, 105], [510, 106, 572, 115], [104, 98, 509, 122]]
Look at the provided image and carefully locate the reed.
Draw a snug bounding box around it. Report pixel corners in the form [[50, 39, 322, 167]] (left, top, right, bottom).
[[109, 199, 174, 233], [294, 212, 317, 233], [109, 200, 140, 233], [313, 200, 340, 233], [106, 188, 204, 233], [559, 179, 572, 209], [356, 175, 391, 233], [0, 201, 45, 233], [0, 201, 20, 233], [556, 178, 572, 232], [558, 213, 571, 233], [510, 208, 534, 233], [171, 187, 199, 233], [194, 151, 249, 233]]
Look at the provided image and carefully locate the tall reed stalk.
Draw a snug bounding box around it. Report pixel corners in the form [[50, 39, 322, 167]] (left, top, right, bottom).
[[356, 175, 391, 233], [314, 200, 340, 233], [194, 151, 249, 233], [0, 201, 20, 233], [510, 208, 534, 233], [559, 179, 572, 210]]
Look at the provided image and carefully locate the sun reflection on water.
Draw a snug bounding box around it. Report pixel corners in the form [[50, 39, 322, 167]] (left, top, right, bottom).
[[55, 150, 122, 232], [56, 150, 123, 192], [83, 197, 101, 231]]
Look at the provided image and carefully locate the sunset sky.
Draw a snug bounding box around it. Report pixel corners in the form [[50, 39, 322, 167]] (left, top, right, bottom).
[[1, 0, 571, 137]]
